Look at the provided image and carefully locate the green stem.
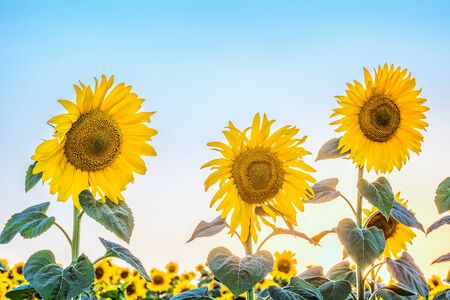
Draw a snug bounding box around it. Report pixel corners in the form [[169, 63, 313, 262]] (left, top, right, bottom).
[[356, 167, 365, 300], [244, 235, 255, 300], [92, 253, 113, 266], [71, 206, 82, 260], [54, 222, 72, 247]]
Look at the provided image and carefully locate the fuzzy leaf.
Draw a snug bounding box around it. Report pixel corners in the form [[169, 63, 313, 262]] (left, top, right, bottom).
[[358, 177, 394, 219], [315, 137, 349, 161], [5, 284, 37, 300], [0, 202, 53, 244], [431, 253, 450, 264], [318, 280, 352, 300], [79, 190, 134, 243], [435, 177, 450, 213], [187, 216, 226, 243], [391, 200, 425, 232], [326, 261, 356, 285], [298, 266, 324, 279], [99, 238, 150, 281], [268, 277, 324, 300], [386, 252, 428, 298], [427, 216, 450, 234], [433, 289, 450, 300], [307, 179, 340, 204], [207, 247, 273, 297], [23, 250, 95, 300], [171, 286, 213, 300], [25, 162, 42, 192], [337, 218, 385, 269]]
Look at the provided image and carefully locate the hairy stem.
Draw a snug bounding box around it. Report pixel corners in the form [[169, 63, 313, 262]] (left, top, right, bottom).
[[54, 222, 72, 247], [244, 235, 255, 300], [339, 193, 357, 216], [71, 206, 82, 260], [356, 167, 365, 300]]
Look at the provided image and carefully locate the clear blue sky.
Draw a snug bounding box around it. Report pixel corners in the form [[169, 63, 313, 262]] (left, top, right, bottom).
[[0, 1, 449, 278]]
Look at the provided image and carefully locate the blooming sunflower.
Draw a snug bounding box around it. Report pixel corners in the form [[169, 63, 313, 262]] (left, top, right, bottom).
[[115, 266, 132, 283], [94, 259, 113, 283], [271, 250, 298, 280], [173, 280, 196, 296], [32, 75, 157, 207], [125, 277, 147, 300], [148, 269, 170, 292], [11, 262, 25, 282], [427, 275, 444, 290], [331, 64, 428, 173], [363, 192, 416, 258], [202, 113, 315, 242], [165, 262, 179, 278]]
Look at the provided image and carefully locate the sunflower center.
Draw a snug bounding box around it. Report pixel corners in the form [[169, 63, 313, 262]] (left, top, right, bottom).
[[232, 148, 284, 204], [120, 270, 129, 279], [95, 267, 104, 279], [277, 259, 291, 273], [64, 111, 122, 171], [126, 283, 136, 295], [366, 212, 398, 239], [358, 96, 401, 142], [154, 275, 164, 285]]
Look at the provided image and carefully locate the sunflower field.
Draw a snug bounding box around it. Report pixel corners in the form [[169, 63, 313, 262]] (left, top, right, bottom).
[[0, 62, 448, 300]]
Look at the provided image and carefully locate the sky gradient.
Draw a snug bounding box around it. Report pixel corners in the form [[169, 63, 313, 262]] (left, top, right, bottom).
[[0, 1, 449, 279]]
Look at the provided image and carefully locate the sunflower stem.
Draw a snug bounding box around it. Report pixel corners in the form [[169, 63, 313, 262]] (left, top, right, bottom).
[[244, 235, 255, 300], [71, 206, 82, 261], [356, 167, 365, 300]]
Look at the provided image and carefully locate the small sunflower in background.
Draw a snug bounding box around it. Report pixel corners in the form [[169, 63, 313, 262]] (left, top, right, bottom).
[[94, 259, 113, 283], [165, 261, 179, 278], [331, 64, 428, 173], [125, 277, 147, 300], [255, 278, 279, 292], [271, 250, 298, 281], [427, 275, 444, 290], [148, 269, 170, 292], [115, 266, 132, 283], [10, 262, 25, 282], [173, 280, 196, 296], [32, 75, 157, 207], [202, 113, 315, 242], [363, 193, 416, 258]]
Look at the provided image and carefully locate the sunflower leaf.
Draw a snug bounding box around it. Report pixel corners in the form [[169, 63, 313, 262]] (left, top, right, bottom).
[[315, 137, 349, 161], [0, 202, 54, 244], [337, 218, 385, 269], [390, 200, 425, 232], [434, 177, 450, 214], [431, 253, 450, 264], [358, 177, 394, 220], [23, 250, 95, 300], [386, 252, 429, 298], [25, 162, 42, 193], [79, 190, 134, 243], [306, 179, 340, 204], [186, 216, 226, 243], [427, 215, 450, 234], [433, 289, 450, 300], [326, 261, 356, 285], [99, 237, 151, 282], [4, 284, 38, 300], [318, 280, 352, 300], [298, 266, 325, 279], [376, 283, 417, 300], [171, 286, 213, 300], [268, 277, 324, 300], [207, 247, 273, 297]]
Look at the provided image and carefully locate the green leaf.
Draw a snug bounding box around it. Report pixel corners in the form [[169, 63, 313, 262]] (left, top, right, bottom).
[[187, 216, 226, 243], [298, 266, 324, 279], [358, 177, 394, 219], [303, 277, 330, 288], [207, 246, 273, 297], [25, 162, 42, 192], [433, 289, 450, 300], [5, 284, 37, 300], [386, 252, 429, 298], [390, 200, 425, 232], [99, 237, 151, 281], [318, 280, 352, 300], [376, 283, 417, 300], [79, 190, 134, 243], [326, 261, 356, 285], [171, 287, 213, 300], [315, 137, 349, 161], [431, 253, 450, 264], [0, 202, 54, 244], [435, 177, 450, 213], [23, 250, 95, 300], [427, 216, 450, 234], [306, 179, 340, 204], [268, 277, 324, 300], [337, 218, 385, 269]]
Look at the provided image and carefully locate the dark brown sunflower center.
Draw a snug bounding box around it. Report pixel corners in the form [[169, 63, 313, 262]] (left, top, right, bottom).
[[120, 270, 129, 279], [232, 148, 284, 204], [95, 267, 104, 279], [16, 266, 23, 275], [277, 259, 291, 273], [153, 275, 164, 285], [126, 283, 136, 295], [358, 96, 401, 142], [64, 111, 122, 171], [366, 212, 398, 239], [168, 266, 176, 272]]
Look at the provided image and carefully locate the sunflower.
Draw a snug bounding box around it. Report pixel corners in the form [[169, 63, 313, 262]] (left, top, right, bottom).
[[32, 75, 157, 207], [11, 262, 25, 282], [202, 113, 315, 242], [173, 280, 196, 296], [427, 275, 444, 290], [125, 277, 147, 300], [148, 269, 170, 292], [331, 64, 428, 173], [165, 262, 179, 278], [363, 192, 416, 258], [94, 259, 113, 283], [271, 250, 298, 280], [115, 266, 132, 283]]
